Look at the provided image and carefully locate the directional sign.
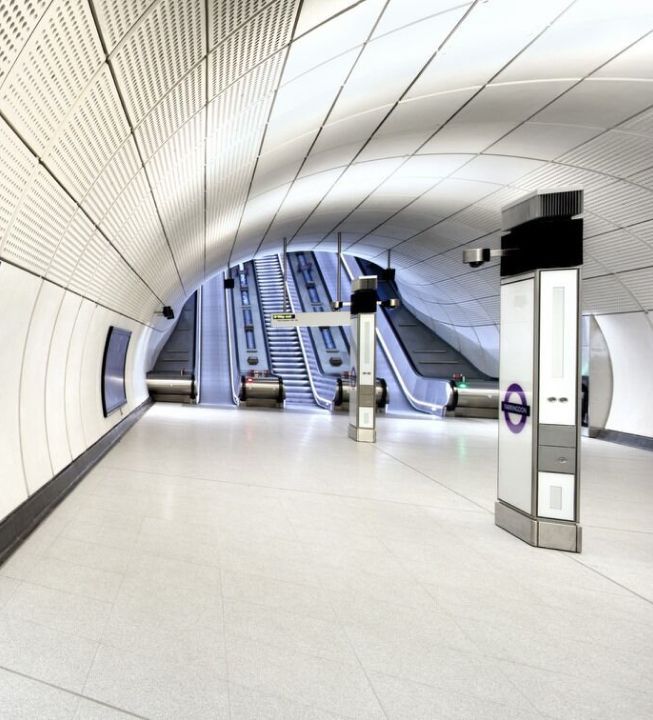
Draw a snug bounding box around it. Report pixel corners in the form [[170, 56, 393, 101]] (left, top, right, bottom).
[[271, 311, 350, 328]]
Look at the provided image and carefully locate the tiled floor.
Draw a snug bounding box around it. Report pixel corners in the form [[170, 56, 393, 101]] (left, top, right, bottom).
[[1, 403, 652, 719]]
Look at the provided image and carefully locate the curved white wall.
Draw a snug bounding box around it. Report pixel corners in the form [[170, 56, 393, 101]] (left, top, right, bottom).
[[595, 311, 653, 439], [0, 261, 155, 524]]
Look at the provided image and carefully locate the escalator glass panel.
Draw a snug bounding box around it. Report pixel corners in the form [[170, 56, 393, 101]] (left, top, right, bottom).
[[320, 326, 336, 350], [245, 328, 256, 350]]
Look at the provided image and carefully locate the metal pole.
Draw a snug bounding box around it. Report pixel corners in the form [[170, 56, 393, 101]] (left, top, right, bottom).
[[387, 249, 391, 270], [337, 231, 342, 306], [282, 236, 288, 313]]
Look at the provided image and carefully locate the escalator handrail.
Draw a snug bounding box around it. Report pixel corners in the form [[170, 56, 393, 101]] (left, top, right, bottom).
[[224, 274, 241, 406], [341, 256, 444, 416]]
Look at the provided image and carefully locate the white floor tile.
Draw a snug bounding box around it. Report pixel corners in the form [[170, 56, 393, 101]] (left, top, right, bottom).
[[229, 682, 354, 719], [227, 635, 386, 719], [73, 698, 137, 719], [369, 671, 541, 720], [0, 575, 20, 608], [224, 599, 358, 666], [84, 644, 230, 720], [4, 582, 112, 642], [0, 616, 98, 692], [0, 668, 79, 720], [1, 404, 651, 720], [24, 558, 124, 603], [221, 569, 338, 623]]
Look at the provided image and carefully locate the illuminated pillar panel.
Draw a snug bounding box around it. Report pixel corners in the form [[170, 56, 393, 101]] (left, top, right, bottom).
[[495, 189, 583, 552], [348, 276, 378, 443]]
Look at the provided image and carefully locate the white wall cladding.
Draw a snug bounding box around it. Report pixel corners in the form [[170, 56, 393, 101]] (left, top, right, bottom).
[[0, 261, 154, 522], [0, 0, 653, 523], [596, 312, 653, 438], [0, 264, 40, 520], [20, 281, 65, 493]]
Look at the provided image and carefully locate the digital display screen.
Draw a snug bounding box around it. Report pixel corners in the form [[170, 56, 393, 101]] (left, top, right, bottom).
[[102, 326, 131, 417]]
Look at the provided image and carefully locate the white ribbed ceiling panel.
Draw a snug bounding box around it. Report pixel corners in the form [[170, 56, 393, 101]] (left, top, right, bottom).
[[147, 112, 206, 289], [585, 230, 653, 274], [0, 0, 651, 366], [0, 114, 37, 244], [46, 65, 130, 199], [209, 0, 272, 48], [208, 0, 297, 100], [206, 49, 287, 268], [110, 0, 205, 125], [3, 166, 77, 276], [46, 207, 95, 288], [136, 62, 205, 161], [82, 135, 142, 223], [92, 0, 152, 51], [100, 168, 183, 301], [0, 0, 49, 86], [0, 0, 104, 152]]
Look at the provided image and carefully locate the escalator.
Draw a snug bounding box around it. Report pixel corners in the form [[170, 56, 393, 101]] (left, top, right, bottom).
[[313, 252, 416, 415], [146, 293, 198, 403], [199, 274, 237, 406], [356, 258, 495, 381], [252, 256, 316, 407]]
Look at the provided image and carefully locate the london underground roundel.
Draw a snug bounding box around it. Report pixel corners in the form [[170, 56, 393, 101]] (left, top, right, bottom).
[[501, 383, 531, 434]]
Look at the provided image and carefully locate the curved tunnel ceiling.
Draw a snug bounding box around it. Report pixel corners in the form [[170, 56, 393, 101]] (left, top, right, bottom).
[[1, 0, 653, 374]]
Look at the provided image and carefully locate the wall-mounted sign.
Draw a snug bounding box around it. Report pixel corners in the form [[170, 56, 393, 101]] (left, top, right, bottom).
[[271, 311, 350, 328], [501, 382, 530, 434]]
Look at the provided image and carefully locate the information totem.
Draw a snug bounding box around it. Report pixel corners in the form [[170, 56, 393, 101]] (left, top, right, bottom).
[[496, 189, 584, 552], [348, 276, 378, 443]]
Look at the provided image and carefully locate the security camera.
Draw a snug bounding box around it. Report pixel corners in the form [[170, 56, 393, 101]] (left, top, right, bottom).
[[380, 298, 400, 309], [463, 248, 491, 267], [154, 306, 175, 320]]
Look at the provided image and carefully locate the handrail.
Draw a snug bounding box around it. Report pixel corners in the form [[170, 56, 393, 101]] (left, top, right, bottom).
[[195, 286, 202, 403], [224, 273, 240, 406], [341, 256, 444, 416], [279, 254, 333, 411]]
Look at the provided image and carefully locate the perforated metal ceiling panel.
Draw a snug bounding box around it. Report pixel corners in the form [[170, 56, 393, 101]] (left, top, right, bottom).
[[0, 0, 652, 369], [110, 0, 204, 125], [0, 0, 49, 86], [1, 0, 104, 152]]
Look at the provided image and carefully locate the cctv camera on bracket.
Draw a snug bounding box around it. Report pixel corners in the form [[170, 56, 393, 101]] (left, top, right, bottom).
[[462, 247, 515, 268], [154, 306, 175, 320], [462, 248, 491, 268]]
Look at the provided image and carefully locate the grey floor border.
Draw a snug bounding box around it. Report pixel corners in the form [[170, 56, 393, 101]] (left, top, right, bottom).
[[592, 428, 653, 452], [0, 398, 152, 567]]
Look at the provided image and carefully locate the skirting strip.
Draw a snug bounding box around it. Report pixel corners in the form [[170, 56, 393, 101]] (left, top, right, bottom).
[[0, 398, 152, 566], [593, 428, 653, 452]]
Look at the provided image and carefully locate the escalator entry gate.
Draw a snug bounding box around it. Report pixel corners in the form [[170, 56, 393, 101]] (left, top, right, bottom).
[[239, 371, 285, 408], [333, 375, 388, 412]]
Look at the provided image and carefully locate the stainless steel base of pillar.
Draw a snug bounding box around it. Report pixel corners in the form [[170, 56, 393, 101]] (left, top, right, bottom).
[[495, 501, 582, 553], [348, 425, 376, 443]]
